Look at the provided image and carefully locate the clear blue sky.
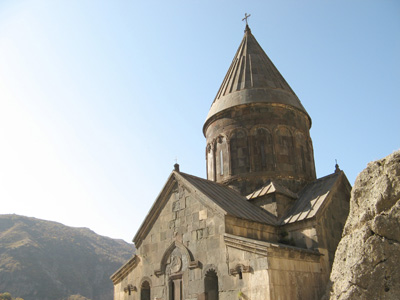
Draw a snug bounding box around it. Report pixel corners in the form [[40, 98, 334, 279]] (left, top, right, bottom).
[[0, 1, 399, 243]]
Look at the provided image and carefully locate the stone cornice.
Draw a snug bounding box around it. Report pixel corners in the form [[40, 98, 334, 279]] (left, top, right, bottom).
[[224, 233, 321, 261], [110, 255, 139, 285]]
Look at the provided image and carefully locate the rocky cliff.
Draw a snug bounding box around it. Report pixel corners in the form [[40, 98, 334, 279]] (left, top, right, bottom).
[[0, 215, 134, 300], [325, 150, 400, 299]]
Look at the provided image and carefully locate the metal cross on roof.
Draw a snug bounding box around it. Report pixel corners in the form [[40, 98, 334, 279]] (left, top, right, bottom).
[[242, 13, 251, 25]]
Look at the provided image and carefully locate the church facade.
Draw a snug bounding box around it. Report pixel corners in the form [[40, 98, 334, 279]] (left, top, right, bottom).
[[111, 25, 351, 300]]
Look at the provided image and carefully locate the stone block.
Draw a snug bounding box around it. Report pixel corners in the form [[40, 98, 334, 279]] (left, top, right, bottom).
[[199, 209, 207, 220]]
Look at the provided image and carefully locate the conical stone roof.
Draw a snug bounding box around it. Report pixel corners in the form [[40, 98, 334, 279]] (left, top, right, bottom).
[[204, 25, 310, 130]]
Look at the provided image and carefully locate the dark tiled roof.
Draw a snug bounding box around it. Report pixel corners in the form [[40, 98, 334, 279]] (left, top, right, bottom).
[[281, 172, 342, 224], [177, 172, 277, 225], [205, 25, 309, 127]]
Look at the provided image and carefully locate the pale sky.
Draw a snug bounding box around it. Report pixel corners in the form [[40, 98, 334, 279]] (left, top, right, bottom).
[[0, 1, 399, 243]]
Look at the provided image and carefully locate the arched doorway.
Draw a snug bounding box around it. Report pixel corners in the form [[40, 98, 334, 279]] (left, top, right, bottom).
[[140, 280, 150, 300], [169, 274, 183, 300], [204, 269, 219, 300]]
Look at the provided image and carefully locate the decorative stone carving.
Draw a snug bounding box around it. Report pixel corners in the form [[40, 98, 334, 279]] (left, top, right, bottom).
[[230, 263, 251, 276], [154, 241, 200, 277], [172, 201, 180, 212], [123, 284, 136, 295], [170, 255, 182, 273]]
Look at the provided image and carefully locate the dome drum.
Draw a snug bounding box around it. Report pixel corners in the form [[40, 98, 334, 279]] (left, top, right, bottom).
[[205, 104, 316, 195]]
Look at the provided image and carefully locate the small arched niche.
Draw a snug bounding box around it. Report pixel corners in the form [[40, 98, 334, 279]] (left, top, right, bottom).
[[140, 280, 150, 300], [204, 269, 219, 300], [216, 135, 228, 181], [206, 143, 215, 181]]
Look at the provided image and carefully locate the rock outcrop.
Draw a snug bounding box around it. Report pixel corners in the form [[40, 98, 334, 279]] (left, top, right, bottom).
[[326, 150, 400, 300]]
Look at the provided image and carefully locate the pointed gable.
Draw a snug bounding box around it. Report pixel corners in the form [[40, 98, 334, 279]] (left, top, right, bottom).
[[133, 172, 177, 248], [246, 180, 298, 200], [133, 171, 277, 248], [281, 171, 350, 224]]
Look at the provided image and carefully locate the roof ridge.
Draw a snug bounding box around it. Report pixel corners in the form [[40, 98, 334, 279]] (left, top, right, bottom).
[[177, 172, 277, 225], [178, 171, 237, 189]]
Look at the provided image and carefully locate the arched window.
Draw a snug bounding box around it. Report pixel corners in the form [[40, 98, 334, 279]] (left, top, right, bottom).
[[204, 269, 219, 300], [220, 150, 224, 175], [140, 281, 150, 300], [216, 136, 228, 180], [206, 143, 215, 181]]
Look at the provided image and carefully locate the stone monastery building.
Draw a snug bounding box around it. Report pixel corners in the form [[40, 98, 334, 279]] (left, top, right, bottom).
[[111, 24, 351, 300]]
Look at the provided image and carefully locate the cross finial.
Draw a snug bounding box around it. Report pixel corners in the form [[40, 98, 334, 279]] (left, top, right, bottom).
[[174, 157, 180, 172], [335, 159, 341, 173], [242, 13, 251, 25]]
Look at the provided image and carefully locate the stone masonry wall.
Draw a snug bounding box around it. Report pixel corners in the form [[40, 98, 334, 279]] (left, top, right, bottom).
[[114, 180, 274, 300], [114, 182, 228, 299], [205, 103, 316, 195]]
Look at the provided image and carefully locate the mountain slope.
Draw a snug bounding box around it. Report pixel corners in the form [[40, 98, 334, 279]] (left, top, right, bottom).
[[0, 214, 134, 300]]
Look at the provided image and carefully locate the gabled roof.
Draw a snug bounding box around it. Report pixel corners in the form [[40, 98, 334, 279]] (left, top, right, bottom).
[[133, 169, 349, 247], [178, 172, 277, 225], [246, 180, 298, 200], [204, 25, 310, 131], [280, 171, 347, 225], [133, 171, 277, 247]]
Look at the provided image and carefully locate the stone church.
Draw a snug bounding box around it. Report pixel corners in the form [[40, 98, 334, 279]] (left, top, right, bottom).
[[111, 24, 351, 300]]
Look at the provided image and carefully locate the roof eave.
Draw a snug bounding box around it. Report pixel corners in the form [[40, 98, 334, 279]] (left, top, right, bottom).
[[110, 255, 139, 285], [133, 172, 178, 248]]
